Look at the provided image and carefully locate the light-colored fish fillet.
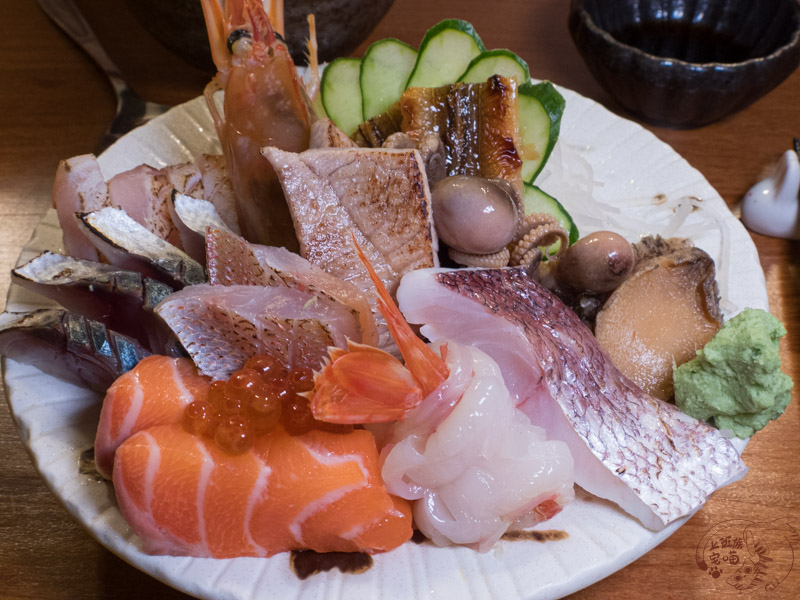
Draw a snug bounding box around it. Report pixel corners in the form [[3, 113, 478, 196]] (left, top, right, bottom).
[[262, 146, 438, 351], [155, 283, 364, 380], [397, 267, 748, 530], [206, 227, 378, 346]]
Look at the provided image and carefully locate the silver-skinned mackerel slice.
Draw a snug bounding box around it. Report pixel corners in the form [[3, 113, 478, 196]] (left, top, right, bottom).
[[0, 309, 150, 392], [397, 267, 748, 530], [11, 251, 176, 354], [77, 207, 206, 289]]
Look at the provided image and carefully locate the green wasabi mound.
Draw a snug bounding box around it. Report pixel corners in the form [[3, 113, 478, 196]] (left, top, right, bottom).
[[674, 308, 793, 438]]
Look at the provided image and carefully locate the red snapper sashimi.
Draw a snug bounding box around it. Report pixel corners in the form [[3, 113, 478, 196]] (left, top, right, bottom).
[[396, 267, 748, 530]]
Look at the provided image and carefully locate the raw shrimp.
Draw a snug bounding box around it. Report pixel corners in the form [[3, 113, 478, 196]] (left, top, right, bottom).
[[309, 239, 575, 551], [201, 0, 313, 252]]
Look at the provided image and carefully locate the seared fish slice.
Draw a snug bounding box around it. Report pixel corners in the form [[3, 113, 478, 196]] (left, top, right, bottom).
[[263, 147, 438, 351], [397, 267, 748, 530], [155, 284, 365, 380], [206, 227, 379, 346], [0, 309, 150, 392]]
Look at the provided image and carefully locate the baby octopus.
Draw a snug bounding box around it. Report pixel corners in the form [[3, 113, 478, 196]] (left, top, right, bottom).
[[430, 175, 568, 270]]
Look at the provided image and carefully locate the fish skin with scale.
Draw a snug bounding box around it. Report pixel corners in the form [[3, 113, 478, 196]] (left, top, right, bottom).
[[397, 267, 748, 530]]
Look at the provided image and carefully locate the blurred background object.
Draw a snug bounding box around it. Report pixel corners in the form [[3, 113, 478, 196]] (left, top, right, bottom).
[[568, 0, 800, 128], [123, 0, 395, 70]]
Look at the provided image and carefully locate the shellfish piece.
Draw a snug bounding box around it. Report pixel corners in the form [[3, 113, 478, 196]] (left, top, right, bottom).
[[201, 0, 312, 251], [0, 309, 150, 392], [77, 207, 207, 289], [594, 246, 722, 401], [397, 267, 747, 530], [154, 284, 365, 381]]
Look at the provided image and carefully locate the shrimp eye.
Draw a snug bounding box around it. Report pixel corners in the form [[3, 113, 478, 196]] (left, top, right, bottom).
[[227, 29, 252, 56]]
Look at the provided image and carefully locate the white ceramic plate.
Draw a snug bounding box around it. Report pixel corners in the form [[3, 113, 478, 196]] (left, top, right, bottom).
[[3, 87, 765, 600]]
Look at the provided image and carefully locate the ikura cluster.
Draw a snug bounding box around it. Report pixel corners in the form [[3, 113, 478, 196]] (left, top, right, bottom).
[[182, 354, 341, 454]]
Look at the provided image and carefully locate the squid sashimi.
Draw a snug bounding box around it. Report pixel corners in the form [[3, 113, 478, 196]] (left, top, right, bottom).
[[113, 424, 412, 557], [308, 240, 574, 551], [381, 340, 574, 551], [95, 355, 210, 478], [396, 267, 748, 530]]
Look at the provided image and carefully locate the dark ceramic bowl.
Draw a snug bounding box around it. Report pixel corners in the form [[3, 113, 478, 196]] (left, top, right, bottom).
[[568, 0, 800, 128], [124, 0, 395, 73]]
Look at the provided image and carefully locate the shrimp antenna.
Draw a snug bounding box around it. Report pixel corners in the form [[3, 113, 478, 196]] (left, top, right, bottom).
[[351, 233, 449, 395], [304, 14, 321, 100], [200, 0, 228, 70]]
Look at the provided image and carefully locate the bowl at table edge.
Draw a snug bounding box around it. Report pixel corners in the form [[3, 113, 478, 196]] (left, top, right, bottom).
[[123, 0, 395, 73], [567, 0, 800, 128]]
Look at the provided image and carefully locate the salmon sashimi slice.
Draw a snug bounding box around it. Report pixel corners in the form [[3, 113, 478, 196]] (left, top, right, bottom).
[[95, 355, 210, 478], [262, 146, 438, 352], [113, 424, 413, 557], [206, 227, 379, 346], [155, 284, 363, 380], [397, 267, 748, 530]]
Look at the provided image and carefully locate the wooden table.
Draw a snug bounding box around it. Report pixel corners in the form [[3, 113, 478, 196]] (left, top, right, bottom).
[[1, 1, 797, 598]]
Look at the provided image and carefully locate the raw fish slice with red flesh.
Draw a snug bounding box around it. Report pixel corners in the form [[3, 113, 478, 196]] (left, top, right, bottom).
[[11, 251, 176, 353], [0, 309, 149, 392], [113, 423, 412, 557], [155, 284, 363, 380], [397, 267, 748, 530], [108, 164, 184, 248], [94, 355, 209, 478], [52, 154, 109, 261], [206, 227, 378, 346]]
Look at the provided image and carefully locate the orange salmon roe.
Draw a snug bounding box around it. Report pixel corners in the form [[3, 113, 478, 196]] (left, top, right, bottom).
[[182, 353, 351, 454]]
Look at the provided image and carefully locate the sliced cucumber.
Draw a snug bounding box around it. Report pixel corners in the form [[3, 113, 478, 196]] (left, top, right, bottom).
[[321, 57, 363, 136], [361, 38, 418, 121], [406, 19, 486, 88], [522, 182, 579, 255], [519, 81, 565, 183], [458, 49, 530, 84]]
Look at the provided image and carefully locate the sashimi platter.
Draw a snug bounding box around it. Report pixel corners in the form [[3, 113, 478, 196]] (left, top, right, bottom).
[[2, 1, 793, 599]]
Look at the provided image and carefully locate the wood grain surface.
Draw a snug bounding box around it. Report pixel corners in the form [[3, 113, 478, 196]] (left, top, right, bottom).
[[1, 1, 798, 598]]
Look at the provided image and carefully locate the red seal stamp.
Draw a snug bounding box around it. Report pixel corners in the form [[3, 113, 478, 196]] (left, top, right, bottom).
[[695, 517, 798, 593]]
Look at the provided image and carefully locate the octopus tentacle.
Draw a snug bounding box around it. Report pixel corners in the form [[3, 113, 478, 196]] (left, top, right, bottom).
[[449, 247, 510, 268], [509, 213, 569, 270]]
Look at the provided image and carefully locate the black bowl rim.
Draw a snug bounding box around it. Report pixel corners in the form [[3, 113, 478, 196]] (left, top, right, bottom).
[[570, 0, 800, 70]]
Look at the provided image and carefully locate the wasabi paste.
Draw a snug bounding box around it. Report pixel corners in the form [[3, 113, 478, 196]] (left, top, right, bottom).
[[674, 308, 793, 438]]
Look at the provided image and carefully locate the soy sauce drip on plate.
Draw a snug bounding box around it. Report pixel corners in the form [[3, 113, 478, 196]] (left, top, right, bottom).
[[290, 550, 373, 579]]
